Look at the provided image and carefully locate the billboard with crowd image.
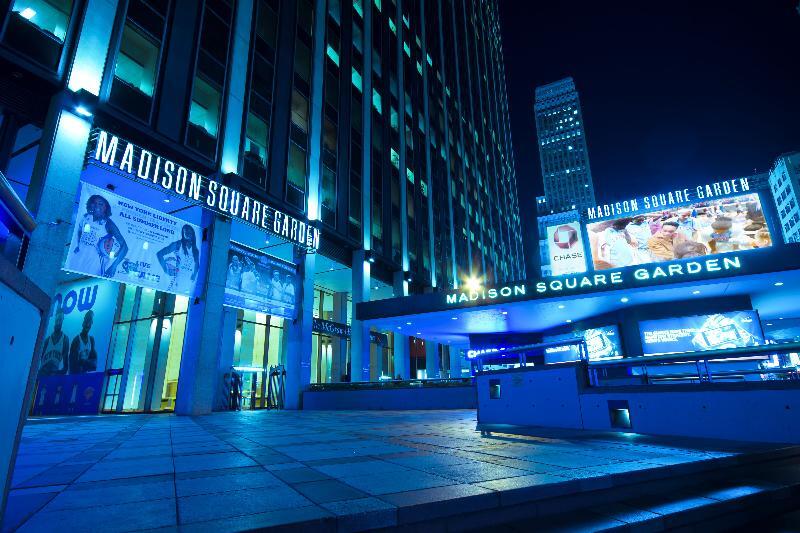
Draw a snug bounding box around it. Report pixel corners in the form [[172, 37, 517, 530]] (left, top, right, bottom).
[[586, 193, 773, 271]]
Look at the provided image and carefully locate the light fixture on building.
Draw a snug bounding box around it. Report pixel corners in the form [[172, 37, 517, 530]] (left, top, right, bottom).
[[406, 321, 412, 325], [692, 290, 701, 295], [404, 271, 414, 283], [566, 319, 572, 323], [71, 88, 98, 118], [557, 304, 565, 309], [451, 316, 458, 320], [365, 250, 377, 263], [620, 297, 629, 303], [464, 275, 483, 292], [775, 281, 784, 287]]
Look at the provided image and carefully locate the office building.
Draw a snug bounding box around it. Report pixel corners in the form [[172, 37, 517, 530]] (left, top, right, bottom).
[[533, 77, 596, 214], [769, 152, 800, 244], [0, 0, 523, 416]]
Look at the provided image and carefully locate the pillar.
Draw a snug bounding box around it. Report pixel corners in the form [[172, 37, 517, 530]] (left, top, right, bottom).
[[392, 271, 410, 379], [284, 248, 316, 409], [350, 249, 371, 381], [212, 306, 238, 409], [175, 214, 231, 415], [450, 343, 464, 378], [425, 341, 440, 380], [330, 291, 348, 382]]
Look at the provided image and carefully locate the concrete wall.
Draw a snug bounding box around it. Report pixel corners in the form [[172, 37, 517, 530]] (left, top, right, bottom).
[[476, 366, 800, 444], [303, 386, 476, 410]]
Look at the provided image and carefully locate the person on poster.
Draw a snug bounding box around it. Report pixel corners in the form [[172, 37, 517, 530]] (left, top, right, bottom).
[[241, 257, 259, 293], [226, 255, 243, 290], [71, 194, 129, 277], [602, 219, 637, 268], [39, 308, 69, 375], [269, 269, 285, 302], [157, 224, 199, 294], [675, 210, 698, 241], [647, 221, 680, 261], [69, 310, 98, 374], [282, 273, 296, 305]]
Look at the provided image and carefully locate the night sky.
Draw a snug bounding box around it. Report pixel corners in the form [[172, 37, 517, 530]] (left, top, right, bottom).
[[499, 0, 800, 273]]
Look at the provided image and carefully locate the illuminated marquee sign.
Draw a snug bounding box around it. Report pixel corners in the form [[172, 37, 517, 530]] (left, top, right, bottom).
[[585, 178, 751, 221], [445, 256, 743, 305], [88, 130, 320, 250]]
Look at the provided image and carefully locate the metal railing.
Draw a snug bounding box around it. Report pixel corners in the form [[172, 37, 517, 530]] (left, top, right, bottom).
[[587, 342, 800, 387], [308, 377, 473, 391]]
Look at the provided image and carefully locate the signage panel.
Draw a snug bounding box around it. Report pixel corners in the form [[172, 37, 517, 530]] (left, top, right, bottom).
[[223, 242, 298, 319], [639, 311, 764, 355], [545, 325, 623, 361], [546, 221, 587, 276], [65, 182, 203, 296]]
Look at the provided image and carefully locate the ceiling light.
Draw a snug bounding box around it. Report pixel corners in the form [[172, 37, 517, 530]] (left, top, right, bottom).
[[775, 282, 784, 287], [416, 332, 421, 336], [396, 326, 401, 329], [451, 316, 458, 320], [20, 7, 36, 19], [406, 321, 412, 325], [501, 311, 508, 315], [74, 105, 93, 118], [566, 319, 572, 323], [557, 304, 565, 309], [692, 290, 701, 295], [620, 297, 629, 303]]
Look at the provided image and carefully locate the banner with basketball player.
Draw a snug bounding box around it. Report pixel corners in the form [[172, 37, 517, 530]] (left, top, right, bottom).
[[546, 221, 588, 276], [223, 242, 299, 319], [64, 182, 203, 296]]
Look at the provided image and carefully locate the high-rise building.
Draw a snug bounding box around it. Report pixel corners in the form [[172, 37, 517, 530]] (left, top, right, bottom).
[[0, 0, 522, 414], [534, 77, 596, 214], [769, 153, 800, 244]]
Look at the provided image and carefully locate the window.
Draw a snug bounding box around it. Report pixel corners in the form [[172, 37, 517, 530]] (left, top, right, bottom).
[[5, 0, 73, 69], [188, 75, 221, 147], [287, 143, 307, 208], [321, 166, 336, 226], [110, 18, 162, 121]]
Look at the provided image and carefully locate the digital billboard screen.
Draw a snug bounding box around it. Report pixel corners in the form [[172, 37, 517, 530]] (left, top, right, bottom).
[[586, 193, 772, 271], [546, 222, 587, 276], [640, 311, 764, 355], [223, 242, 299, 319], [545, 325, 623, 362]]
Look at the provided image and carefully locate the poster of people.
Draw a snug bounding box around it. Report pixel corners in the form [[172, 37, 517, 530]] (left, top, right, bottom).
[[38, 278, 117, 376], [640, 311, 764, 355], [545, 325, 623, 362], [223, 242, 299, 319], [587, 193, 773, 271], [64, 182, 203, 296]]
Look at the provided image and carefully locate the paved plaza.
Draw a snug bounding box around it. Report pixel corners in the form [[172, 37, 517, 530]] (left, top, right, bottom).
[[3, 409, 775, 532]]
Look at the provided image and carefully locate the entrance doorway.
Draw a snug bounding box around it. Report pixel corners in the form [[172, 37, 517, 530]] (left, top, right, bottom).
[[311, 333, 334, 383], [103, 285, 188, 412]]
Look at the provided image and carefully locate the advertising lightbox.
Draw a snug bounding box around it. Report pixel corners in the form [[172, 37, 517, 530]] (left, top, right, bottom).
[[64, 182, 203, 296], [223, 242, 299, 319], [640, 311, 764, 355], [546, 221, 587, 276], [586, 193, 772, 271]]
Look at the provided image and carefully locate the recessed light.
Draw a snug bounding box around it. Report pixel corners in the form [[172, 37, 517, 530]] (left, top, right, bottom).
[[767, 323, 773, 326], [566, 319, 572, 323], [416, 332, 421, 335], [396, 326, 401, 329], [163, 198, 170, 203], [558, 304, 565, 309], [779, 317, 784, 320], [501, 311, 508, 315], [692, 290, 701, 295], [451, 317, 458, 320], [620, 297, 629, 303], [406, 321, 412, 325], [775, 282, 784, 287]]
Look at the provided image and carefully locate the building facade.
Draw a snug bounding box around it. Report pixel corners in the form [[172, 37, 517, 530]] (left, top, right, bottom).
[[769, 153, 800, 244], [534, 77, 595, 215], [0, 0, 523, 414]]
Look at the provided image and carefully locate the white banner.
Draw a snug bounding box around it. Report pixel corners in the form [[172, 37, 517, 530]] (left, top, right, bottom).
[[64, 182, 203, 296], [546, 222, 587, 276]]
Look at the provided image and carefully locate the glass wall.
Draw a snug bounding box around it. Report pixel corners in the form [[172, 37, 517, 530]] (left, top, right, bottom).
[[231, 309, 285, 409], [4, 0, 74, 69]]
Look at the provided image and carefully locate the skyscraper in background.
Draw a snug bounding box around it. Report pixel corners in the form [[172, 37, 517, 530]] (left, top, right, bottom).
[[534, 77, 596, 214], [533, 77, 595, 276]]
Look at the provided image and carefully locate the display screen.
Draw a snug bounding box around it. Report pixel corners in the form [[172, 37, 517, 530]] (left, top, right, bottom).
[[586, 193, 772, 271], [545, 325, 623, 362], [64, 182, 203, 296], [546, 221, 588, 276], [223, 242, 299, 319], [640, 311, 764, 355]]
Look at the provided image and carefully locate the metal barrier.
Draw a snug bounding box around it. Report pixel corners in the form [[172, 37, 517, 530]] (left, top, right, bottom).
[[308, 377, 473, 391], [587, 342, 800, 387], [266, 365, 286, 409]]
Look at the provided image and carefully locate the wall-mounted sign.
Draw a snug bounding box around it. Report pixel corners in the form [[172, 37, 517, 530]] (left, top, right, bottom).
[[65, 182, 203, 296], [546, 222, 587, 276], [312, 318, 389, 346], [585, 178, 752, 221], [89, 129, 320, 251], [445, 255, 744, 306], [224, 242, 298, 319]]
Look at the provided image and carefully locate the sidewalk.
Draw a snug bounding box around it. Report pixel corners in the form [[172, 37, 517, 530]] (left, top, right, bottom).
[[3, 410, 770, 532]]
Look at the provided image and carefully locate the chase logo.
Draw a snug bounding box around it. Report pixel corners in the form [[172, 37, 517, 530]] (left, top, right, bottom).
[[553, 225, 579, 249]]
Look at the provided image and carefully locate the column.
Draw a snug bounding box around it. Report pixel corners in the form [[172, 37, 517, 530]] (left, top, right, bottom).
[[425, 341, 440, 380], [392, 271, 410, 379], [213, 306, 238, 410], [175, 213, 231, 415], [284, 248, 316, 409], [330, 291, 348, 382], [350, 249, 371, 381], [450, 343, 464, 378]]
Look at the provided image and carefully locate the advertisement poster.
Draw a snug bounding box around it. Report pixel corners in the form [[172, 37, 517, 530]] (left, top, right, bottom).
[[640, 311, 764, 355], [224, 242, 298, 319], [545, 325, 623, 362], [31, 373, 105, 416], [546, 222, 587, 276], [64, 182, 203, 296], [586, 193, 772, 271], [38, 278, 117, 376]]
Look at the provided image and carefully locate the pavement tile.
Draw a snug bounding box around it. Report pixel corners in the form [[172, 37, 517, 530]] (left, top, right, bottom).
[[17, 497, 177, 533], [312, 459, 411, 478], [177, 505, 333, 532], [2, 491, 60, 531], [173, 451, 257, 473], [321, 497, 398, 531], [272, 466, 332, 484], [176, 470, 286, 497], [339, 470, 455, 496], [178, 485, 312, 524], [291, 479, 369, 503], [380, 483, 498, 523]]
